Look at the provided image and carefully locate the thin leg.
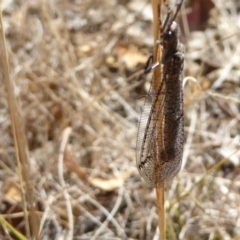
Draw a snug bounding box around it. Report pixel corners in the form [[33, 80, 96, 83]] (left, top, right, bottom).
[[144, 55, 160, 74], [144, 54, 153, 72]]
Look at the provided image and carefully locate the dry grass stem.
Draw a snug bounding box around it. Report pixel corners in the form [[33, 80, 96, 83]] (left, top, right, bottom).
[[0, 7, 38, 239]]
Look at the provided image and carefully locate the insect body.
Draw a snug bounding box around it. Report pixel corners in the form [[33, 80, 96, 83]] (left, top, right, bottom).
[[136, 1, 184, 187]]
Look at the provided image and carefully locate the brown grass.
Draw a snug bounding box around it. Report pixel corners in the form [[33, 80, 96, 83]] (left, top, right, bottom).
[[0, 0, 240, 239]]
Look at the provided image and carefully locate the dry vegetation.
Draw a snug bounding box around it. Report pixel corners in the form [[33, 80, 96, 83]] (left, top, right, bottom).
[[0, 0, 240, 239]]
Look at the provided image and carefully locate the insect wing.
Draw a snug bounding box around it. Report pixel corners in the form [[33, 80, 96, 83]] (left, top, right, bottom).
[[136, 82, 166, 187]]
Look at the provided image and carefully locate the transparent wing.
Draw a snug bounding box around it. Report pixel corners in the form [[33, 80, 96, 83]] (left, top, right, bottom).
[[136, 79, 167, 187], [136, 56, 184, 187]]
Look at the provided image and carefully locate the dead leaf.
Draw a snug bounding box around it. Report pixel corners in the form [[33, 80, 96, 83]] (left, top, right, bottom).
[[64, 146, 133, 191], [117, 46, 147, 69], [3, 180, 22, 203], [88, 171, 134, 191]]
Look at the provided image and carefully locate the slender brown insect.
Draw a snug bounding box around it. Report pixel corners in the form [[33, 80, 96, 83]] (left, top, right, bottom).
[[136, 0, 184, 187]]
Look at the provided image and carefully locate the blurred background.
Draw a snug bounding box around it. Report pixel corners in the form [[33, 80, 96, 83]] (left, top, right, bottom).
[[0, 0, 240, 239]]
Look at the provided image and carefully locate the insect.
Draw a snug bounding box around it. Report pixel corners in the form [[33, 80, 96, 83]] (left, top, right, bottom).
[[136, 0, 184, 187]]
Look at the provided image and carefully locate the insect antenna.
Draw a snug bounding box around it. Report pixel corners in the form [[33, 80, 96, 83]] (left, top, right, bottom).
[[162, 0, 183, 34], [161, 0, 172, 34]]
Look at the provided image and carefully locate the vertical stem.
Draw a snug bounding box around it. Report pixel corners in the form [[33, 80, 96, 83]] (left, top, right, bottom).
[[0, 7, 39, 239], [151, 0, 160, 51], [151, 1, 165, 239], [156, 186, 165, 240]]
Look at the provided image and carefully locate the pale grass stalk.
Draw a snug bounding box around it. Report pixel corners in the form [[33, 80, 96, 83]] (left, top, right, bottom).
[[182, 108, 197, 169], [0, 7, 39, 239], [78, 189, 125, 237], [151, 0, 166, 239], [156, 186, 165, 240], [91, 185, 125, 240], [58, 127, 74, 240]]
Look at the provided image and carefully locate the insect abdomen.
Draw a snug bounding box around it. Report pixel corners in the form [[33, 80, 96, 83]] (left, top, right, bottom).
[[160, 43, 184, 181]]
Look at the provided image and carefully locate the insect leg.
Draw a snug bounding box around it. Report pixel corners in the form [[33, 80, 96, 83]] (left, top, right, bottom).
[[139, 54, 159, 79], [144, 61, 160, 74], [144, 54, 153, 72]]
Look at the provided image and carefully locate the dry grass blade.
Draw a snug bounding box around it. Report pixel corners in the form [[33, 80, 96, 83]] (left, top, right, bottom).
[[0, 215, 28, 240], [0, 8, 39, 239], [152, 1, 165, 239], [58, 127, 74, 239]]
